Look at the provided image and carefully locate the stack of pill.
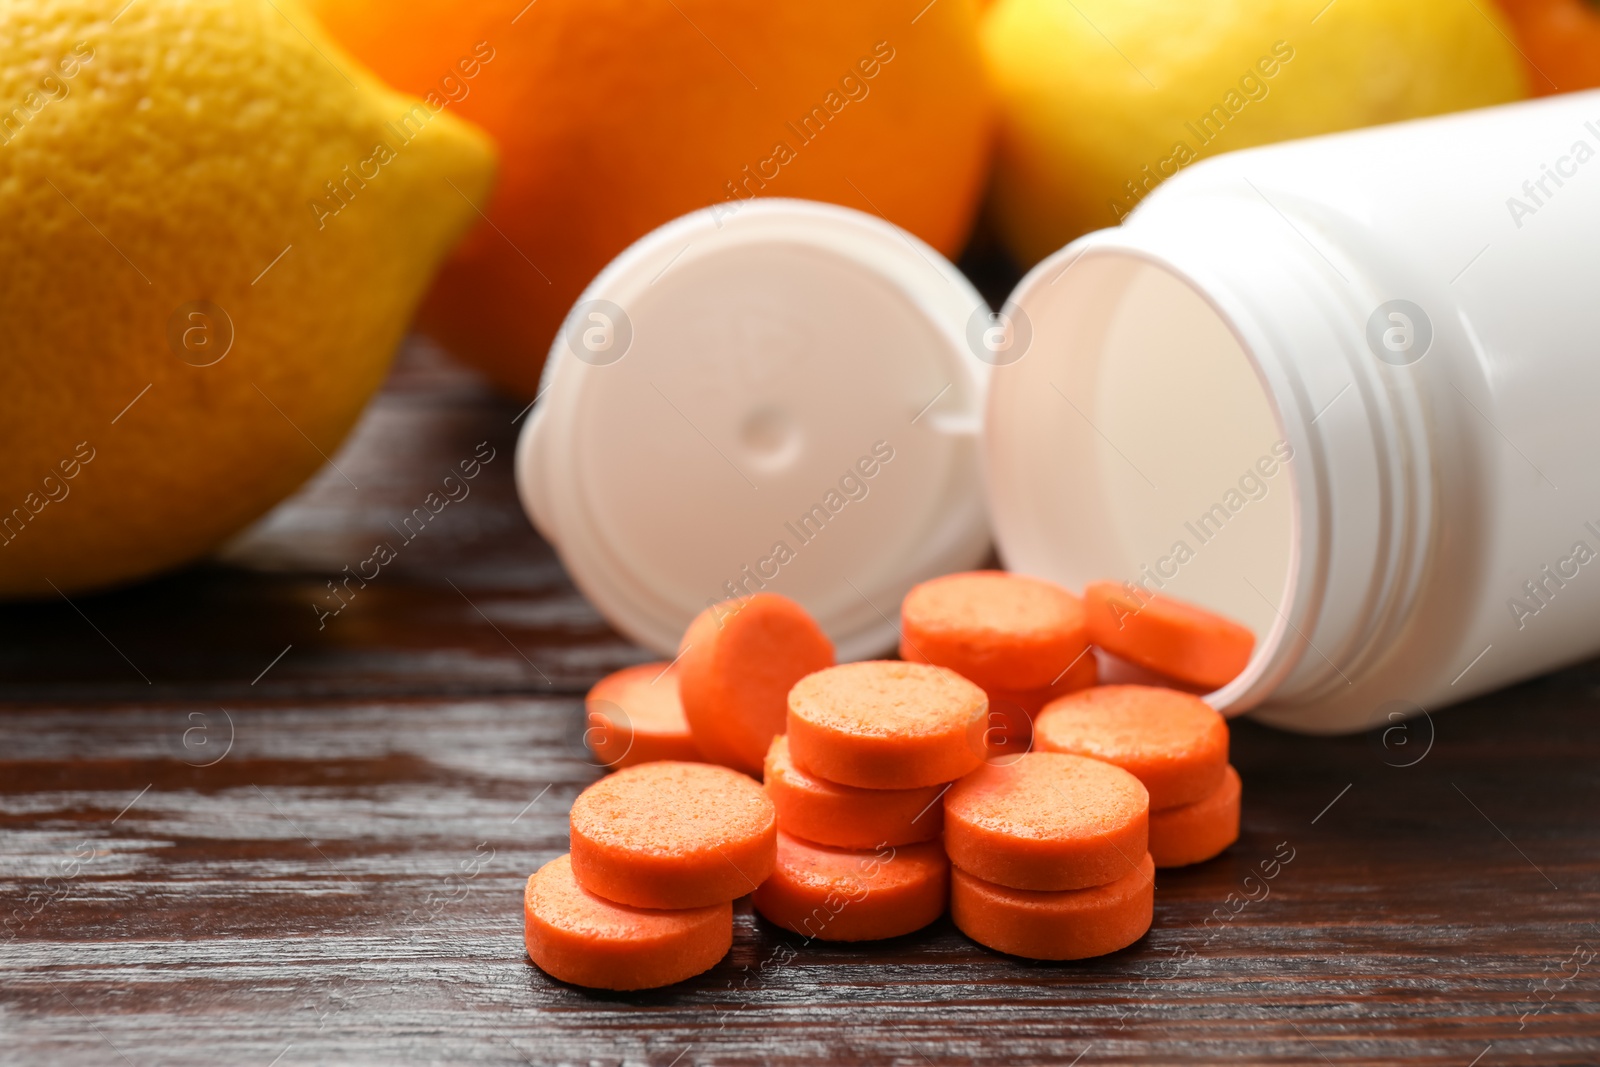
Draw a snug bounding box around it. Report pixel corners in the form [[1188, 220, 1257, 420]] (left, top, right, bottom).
[[902, 571, 1243, 870], [1033, 685, 1239, 868], [530, 574, 1254, 988], [895, 571, 1155, 958], [944, 751, 1154, 959], [900, 571, 1099, 758], [752, 660, 982, 941], [522, 760, 777, 990], [528, 592, 834, 989]]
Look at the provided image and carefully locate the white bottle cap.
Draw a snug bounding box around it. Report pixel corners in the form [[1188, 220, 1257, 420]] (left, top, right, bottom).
[[516, 199, 993, 661]]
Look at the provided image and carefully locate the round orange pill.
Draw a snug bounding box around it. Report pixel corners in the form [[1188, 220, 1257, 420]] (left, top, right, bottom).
[[1032, 684, 1229, 810], [982, 647, 1100, 717], [763, 735, 945, 848], [568, 761, 777, 909], [973, 651, 1100, 760], [1150, 764, 1242, 868], [786, 661, 986, 789], [677, 593, 835, 774], [1083, 582, 1255, 691], [900, 570, 1089, 691], [752, 831, 949, 942], [951, 852, 1154, 960], [943, 751, 1148, 891], [524, 854, 732, 990], [584, 662, 701, 770]]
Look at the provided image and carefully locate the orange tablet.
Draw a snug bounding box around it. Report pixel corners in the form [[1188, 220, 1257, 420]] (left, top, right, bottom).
[[974, 651, 1101, 761], [1149, 764, 1241, 868], [943, 752, 1148, 891], [585, 662, 701, 769], [1032, 684, 1229, 810], [982, 646, 1100, 718], [786, 661, 986, 789], [752, 831, 949, 942], [951, 852, 1154, 960], [677, 593, 835, 774], [900, 571, 1089, 691], [568, 761, 777, 909], [970, 693, 1036, 763], [1084, 582, 1255, 691], [524, 854, 732, 990], [763, 735, 945, 848]]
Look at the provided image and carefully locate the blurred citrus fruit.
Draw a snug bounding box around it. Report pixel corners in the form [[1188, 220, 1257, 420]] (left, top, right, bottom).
[[1496, 0, 1600, 95], [306, 0, 993, 397], [982, 0, 1528, 265], [0, 0, 495, 598]]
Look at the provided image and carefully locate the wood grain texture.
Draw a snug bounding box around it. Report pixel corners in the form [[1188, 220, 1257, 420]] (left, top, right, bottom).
[[3, 339, 1599, 1066]]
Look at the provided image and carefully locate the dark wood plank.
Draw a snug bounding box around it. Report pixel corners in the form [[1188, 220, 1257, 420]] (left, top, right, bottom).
[[0, 340, 644, 703], [3, 335, 1599, 1066]]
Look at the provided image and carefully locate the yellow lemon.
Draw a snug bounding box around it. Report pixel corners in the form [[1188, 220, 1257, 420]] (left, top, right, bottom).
[[982, 0, 1528, 264], [0, 0, 495, 597]]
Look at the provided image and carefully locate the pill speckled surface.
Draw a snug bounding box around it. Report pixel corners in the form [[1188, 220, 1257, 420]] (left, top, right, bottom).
[[943, 751, 1149, 891]]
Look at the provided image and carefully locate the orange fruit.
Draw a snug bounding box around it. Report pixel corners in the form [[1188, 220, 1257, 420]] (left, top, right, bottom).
[[306, 0, 993, 397], [1496, 0, 1600, 95]]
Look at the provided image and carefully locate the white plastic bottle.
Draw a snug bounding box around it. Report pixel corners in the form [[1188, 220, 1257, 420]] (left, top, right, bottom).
[[991, 86, 1600, 732], [519, 88, 1600, 734]]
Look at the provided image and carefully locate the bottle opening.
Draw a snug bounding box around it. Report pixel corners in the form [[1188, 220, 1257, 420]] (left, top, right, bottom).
[[986, 250, 1297, 710]]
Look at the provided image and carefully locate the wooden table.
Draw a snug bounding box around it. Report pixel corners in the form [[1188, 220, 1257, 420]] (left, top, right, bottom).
[[4, 339, 1598, 1066]]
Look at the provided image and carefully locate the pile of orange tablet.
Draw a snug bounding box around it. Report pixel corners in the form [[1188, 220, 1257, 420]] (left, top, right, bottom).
[[523, 570, 1253, 990]]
